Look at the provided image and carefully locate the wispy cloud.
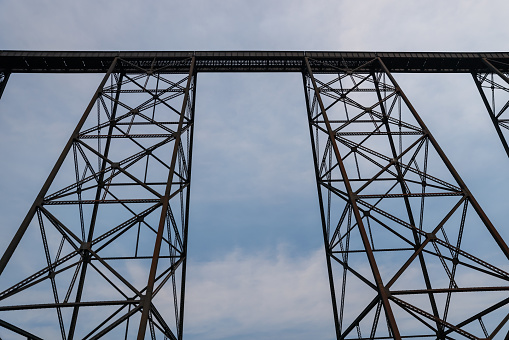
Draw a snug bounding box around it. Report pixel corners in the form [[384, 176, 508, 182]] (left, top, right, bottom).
[[179, 246, 335, 339]]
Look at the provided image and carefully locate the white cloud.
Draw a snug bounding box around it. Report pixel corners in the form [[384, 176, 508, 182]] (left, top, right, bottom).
[[182, 246, 335, 339]]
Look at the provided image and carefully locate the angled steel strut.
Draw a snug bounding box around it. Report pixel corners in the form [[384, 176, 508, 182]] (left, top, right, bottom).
[[472, 58, 509, 160], [0, 70, 9, 99]]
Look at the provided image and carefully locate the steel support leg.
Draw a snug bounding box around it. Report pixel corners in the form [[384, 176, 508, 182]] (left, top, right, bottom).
[[303, 56, 509, 339]]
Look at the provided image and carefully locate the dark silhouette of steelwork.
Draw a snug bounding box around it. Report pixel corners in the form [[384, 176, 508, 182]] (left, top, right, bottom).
[[2, 51, 509, 74], [0, 70, 9, 99], [472, 59, 509, 159], [0, 51, 508, 339], [303, 57, 509, 339], [0, 56, 196, 339]]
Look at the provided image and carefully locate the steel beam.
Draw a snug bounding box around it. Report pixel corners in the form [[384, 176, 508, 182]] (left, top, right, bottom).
[[1, 50, 509, 74]]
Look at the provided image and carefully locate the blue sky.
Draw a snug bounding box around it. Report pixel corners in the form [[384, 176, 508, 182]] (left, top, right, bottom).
[[1, 1, 509, 339]]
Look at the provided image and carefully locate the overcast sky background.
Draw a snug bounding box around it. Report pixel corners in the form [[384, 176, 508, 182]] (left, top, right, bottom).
[[1, 1, 509, 339]]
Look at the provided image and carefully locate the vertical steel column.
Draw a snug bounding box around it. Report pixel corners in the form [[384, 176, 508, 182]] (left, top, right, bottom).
[[176, 66, 197, 340], [302, 71, 342, 340], [472, 58, 509, 159], [303, 56, 509, 339]]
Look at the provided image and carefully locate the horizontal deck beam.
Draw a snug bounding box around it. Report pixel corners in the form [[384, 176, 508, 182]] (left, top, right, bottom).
[[1, 51, 509, 73]]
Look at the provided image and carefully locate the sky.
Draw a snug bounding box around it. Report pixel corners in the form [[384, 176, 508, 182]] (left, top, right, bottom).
[[1, 1, 509, 339]]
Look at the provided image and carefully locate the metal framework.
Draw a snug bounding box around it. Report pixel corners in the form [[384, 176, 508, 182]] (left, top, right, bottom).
[[2, 51, 509, 74], [0, 51, 509, 339], [0, 70, 10, 99], [0, 56, 196, 339], [472, 58, 509, 159]]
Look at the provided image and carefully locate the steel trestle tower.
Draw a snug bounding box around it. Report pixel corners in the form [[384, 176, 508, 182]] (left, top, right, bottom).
[[0, 56, 196, 339], [303, 57, 509, 339], [0, 51, 508, 339]]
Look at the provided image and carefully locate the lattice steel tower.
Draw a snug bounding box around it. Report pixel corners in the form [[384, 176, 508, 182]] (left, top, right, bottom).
[[0, 51, 508, 339]]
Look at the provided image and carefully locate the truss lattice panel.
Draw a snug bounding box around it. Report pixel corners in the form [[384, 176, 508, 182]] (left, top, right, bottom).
[[0, 57, 196, 339], [303, 57, 509, 339]]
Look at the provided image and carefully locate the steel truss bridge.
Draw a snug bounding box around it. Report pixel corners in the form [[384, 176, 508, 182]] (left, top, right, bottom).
[[1, 51, 509, 339]]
